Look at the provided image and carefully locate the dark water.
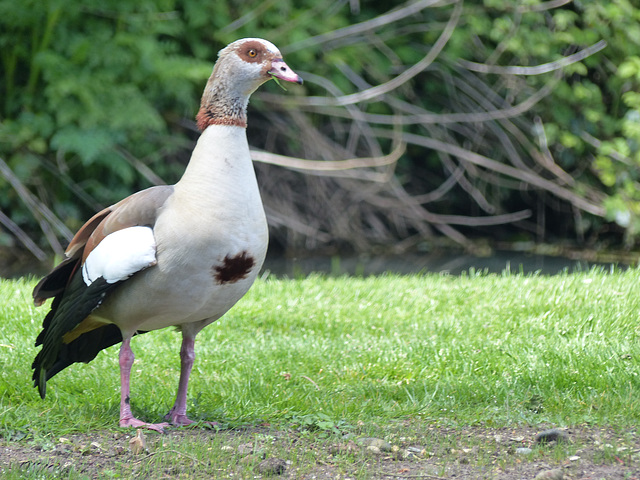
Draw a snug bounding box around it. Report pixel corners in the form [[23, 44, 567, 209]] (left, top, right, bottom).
[[1, 249, 629, 280], [262, 250, 627, 277]]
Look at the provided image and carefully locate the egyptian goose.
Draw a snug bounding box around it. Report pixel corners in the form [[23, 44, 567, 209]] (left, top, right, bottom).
[[31, 38, 302, 432]]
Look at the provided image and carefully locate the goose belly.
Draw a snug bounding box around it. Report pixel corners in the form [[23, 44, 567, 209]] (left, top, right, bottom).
[[95, 217, 268, 334]]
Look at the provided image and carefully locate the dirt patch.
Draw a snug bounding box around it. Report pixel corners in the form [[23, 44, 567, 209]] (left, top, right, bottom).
[[1, 423, 638, 479]]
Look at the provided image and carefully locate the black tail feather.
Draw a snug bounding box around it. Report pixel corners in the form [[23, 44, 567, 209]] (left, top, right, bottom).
[[32, 273, 121, 398], [32, 257, 78, 306]]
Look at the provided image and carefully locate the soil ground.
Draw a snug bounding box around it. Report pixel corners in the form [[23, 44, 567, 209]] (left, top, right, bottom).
[[1, 424, 638, 479]]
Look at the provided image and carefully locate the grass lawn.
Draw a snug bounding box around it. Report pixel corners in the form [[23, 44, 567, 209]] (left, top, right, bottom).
[[1, 268, 639, 478]]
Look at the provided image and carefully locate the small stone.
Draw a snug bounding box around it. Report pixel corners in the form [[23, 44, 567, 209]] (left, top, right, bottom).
[[494, 435, 503, 443], [510, 436, 525, 442], [221, 445, 234, 453], [360, 437, 393, 452], [366, 445, 382, 456], [534, 468, 564, 480], [535, 429, 569, 445], [407, 446, 425, 455], [516, 447, 532, 455], [257, 457, 287, 476], [237, 443, 254, 455], [569, 455, 580, 462]]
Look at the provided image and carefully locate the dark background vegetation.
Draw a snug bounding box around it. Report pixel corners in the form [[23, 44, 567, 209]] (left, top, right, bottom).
[[1, 0, 639, 263]]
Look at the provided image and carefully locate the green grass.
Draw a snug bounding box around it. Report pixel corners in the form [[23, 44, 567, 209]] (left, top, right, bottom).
[[1, 268, 640, 439]]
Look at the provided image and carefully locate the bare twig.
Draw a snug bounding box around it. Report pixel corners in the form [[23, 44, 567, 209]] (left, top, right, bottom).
[[284, 0, 447, 54], [421, 209, 532, 226], [37, 157, 102, 211], [0, 156, 72, 255], [459, 40, 607, 75], [251, 142, 405, 172], [381, 131, 605, 216], [580, 131, 632, 165], [277, 77, 556, 123], [264, 206, 333, 243], [0, 210, 47, 260], [301, 375, 320, 390], [117, 147, 166, 185], [519, 0, 573, 13], [298, 0, 463, 106]]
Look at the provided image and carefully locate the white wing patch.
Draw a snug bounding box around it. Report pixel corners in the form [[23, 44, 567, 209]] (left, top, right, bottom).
[[82, 226, 157, 286]]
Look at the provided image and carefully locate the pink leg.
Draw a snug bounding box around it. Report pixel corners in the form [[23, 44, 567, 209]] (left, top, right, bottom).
[[165, 334, 197, 426], [165, 332, 218, 427], [119, 337, 168, 432]]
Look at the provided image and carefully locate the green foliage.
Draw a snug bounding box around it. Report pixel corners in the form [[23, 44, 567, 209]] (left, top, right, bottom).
[[0, 0, 212, 246], [545, 2, 640, 242], [439, 1, 640, 243], [0, 0, 362, 253], [2, 0, 640, 253]]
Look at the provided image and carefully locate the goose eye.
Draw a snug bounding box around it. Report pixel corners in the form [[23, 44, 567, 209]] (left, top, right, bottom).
[[248, 49, 257, 58]]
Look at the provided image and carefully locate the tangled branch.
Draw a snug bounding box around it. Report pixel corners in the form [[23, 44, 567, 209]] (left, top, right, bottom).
[[248, 0, 608, 252]]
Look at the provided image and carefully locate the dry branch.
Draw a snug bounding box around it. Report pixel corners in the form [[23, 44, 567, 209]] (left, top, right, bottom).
[[251, 141, 405, 174], [284, 0, 448, 54], [0, 156, 71, 255], [378, 131, 605, 217], [0, 210, 47, 260], [458, 40, 607, 76], [297, 0, 463, 107]]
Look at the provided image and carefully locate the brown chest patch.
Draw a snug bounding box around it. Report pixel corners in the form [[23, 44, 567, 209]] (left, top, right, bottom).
[[213, 251, 256, 284]]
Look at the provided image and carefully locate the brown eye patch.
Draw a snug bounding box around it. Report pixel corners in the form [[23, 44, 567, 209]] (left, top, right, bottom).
[[237, 40, 268, 63]]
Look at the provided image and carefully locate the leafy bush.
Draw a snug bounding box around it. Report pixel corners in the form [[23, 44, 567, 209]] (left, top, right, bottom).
[[0, 0, 211, 254]]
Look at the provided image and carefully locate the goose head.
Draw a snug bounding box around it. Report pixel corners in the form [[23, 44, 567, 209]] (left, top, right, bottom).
[[197, 38, 302, 129]]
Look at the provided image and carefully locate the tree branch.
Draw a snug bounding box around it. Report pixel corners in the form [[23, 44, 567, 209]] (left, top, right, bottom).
[[458, 40, 607, 75]]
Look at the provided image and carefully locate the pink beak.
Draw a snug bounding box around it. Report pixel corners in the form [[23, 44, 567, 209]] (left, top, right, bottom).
[[268, 58, 303, 85]]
